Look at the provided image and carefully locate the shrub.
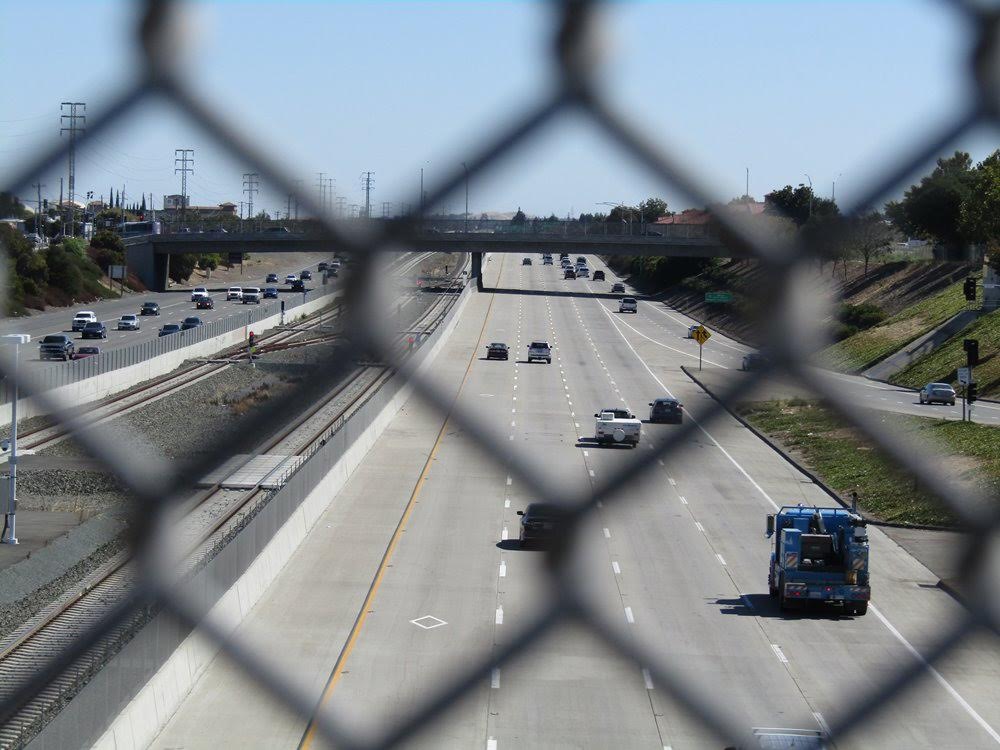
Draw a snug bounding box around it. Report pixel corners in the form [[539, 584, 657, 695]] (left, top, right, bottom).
[[838, 302, 885, 331]]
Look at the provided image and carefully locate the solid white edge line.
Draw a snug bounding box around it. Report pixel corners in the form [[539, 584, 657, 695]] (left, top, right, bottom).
[[642, 668, 655, 690], [491, 668, 500, 689], [770, 644, 789, 664], [624, 606, 635, 624]]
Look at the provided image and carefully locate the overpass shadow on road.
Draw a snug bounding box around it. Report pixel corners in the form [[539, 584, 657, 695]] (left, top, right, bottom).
[[479, 286, 653, 302]]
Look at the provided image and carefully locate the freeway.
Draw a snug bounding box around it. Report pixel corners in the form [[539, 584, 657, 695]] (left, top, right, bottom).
[[0, 255, 334, 370], [149, 253, 1000, 749]]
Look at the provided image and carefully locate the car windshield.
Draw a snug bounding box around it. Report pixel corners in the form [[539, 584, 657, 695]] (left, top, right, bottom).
[[84, 322, 101, 328], [622, 297, 635, 303], [41, 335, 65, 344], [490, 343, 506, 348], [121, 315, 135, 320], [74, 313, 92, 319], [654, 400, 678, 407], [163, 325, 179, 331], [143, 303, 156, 308], [530, 342, 548, 348], [525, 503, 564, 520], [184, 318, 200, 324]]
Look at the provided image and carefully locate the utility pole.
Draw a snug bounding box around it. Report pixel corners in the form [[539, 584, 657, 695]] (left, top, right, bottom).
[[174, 148, 194, 227], [360, 171, 374, 219], [745, 167, 750, 198], [242, 172, 259, 223], [32, 183, 45, 240], [316, 172, 326, 217], [461, 161, 469, 233], [60, 102, 86, 237], [292, 179, 303, 221], [335, 196, 346, 218], [58, 178, 64, 235], [326, 178, 335, 214]]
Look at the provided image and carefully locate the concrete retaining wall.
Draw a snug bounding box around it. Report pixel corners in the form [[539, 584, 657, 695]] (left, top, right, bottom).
[[28, 285, 472, 750]]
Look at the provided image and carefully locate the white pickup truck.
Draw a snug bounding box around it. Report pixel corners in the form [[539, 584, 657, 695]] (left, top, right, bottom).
[[594, 408, 641, 447]]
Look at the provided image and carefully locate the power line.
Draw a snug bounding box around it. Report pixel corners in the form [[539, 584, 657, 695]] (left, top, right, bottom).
[[174, 148, 194, 225], [242, 172, 260, 220], [60, 101, 86, 237]]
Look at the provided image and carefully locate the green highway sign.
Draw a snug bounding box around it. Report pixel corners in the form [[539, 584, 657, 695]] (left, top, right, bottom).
[[705, 292, 732, 303]]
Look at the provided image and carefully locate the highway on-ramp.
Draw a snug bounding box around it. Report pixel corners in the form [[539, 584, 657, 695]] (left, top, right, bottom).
[[149, 254, 1000, 749]]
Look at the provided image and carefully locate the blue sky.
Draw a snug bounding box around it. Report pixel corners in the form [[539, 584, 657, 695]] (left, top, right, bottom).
[[1, 1, 995, 218]]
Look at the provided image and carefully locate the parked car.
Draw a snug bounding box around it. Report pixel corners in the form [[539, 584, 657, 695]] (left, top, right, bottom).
[[196, 297, 215, 310], [140, 301, 160, 316], [919, 383, 957, 405], [522, 257, 532, 266], [263, 287, 279, 299], [300, 270, 312, 281], [527, 341, 552, 364], [564, 268, 576, 279], [593, 270, 605, 281], [181, 316, 203, 331], [226, 286, 243, 301], [284, 273, 298, 284], [81, 321, 108, 339], [39, 334, 75, 361], [158, 324, 181, 337], [71, 311, 97, 331], [648, 398, 683, 424], [242, 287, 262, 304], [611, 282, 625, 294], [266, 273, 279, 283], [117, 314, 140, 331], [516, 503, 565, 548], [191, 286, 209, 301], [73, 346, 101, 360], [263, 226, 290, 233], [486, 342, 509, 360], [619, 297, 637, 314]]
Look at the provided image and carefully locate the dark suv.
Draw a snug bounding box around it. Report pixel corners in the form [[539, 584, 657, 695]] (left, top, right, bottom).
[[486, 342, 509, 360], [81, 321, 108, 339], [140, 301, 160, 316], [648, 398, 683, 424], [39, 334, 75, 361], [516, 504, 565, 548], [593, 270, 605, 281]]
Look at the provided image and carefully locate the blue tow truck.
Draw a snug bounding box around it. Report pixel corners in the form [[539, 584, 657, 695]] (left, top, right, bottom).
[[767, 505, 870, 615]]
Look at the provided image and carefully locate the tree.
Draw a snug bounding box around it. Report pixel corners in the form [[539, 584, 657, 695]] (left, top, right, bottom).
[[168, 253, 198, 283], [198, 253, 221, 278], [960, 149, 1000, 249], [884, 151, 974, 255], [639, 197, 668, 224], [0, 192, 28, 219], [511, 207, 527, 225], [765, 184, 839, 226], [847, 212, 897, 275]]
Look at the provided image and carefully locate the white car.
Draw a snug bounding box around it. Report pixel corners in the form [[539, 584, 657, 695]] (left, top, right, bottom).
[[527, 341, 552, 364], [191, 287, 209, 301], [71, 311, 98, 331], [919, 383, 957, 406], [241, 287, 262, 304], [284, 274, 298, 284], [619, 297, 637, 314], [577, 267, 590, 277], [686, 324, 700, 339], [226, 286, 243, 301], [117, 314, 140, 331], [594, 408, 641, 447]]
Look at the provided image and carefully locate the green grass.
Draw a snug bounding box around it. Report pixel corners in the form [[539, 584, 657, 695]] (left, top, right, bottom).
[[738, 399, 1000, 527], [892, 309, 1000, 397], [820, 279, 968, 373]]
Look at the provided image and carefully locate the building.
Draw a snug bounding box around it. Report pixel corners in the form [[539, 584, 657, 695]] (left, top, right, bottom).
[[163, 194, 188, 210], [159, 199, 239, 221]]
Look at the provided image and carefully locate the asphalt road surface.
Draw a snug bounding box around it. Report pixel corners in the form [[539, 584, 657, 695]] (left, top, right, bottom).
[[149, 254, 1000, 749]]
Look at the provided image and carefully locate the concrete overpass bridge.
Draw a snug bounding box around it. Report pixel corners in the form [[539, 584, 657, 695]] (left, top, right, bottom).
[[124, 229, 737, 291]]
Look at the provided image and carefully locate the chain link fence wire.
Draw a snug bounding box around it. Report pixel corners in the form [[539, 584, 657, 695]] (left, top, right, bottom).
[[1, 0, 999, 747]]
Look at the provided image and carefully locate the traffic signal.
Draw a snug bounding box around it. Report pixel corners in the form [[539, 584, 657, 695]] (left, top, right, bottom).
[[964, 338, 979, 367], [967, 382, 978, 404], [964, 277, 977, 301]]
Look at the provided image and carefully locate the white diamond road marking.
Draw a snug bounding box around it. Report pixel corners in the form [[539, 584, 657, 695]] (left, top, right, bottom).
[[410, 615, 448, 630]]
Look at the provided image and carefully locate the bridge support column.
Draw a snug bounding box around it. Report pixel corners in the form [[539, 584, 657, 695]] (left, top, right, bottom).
[[126, 246, 170, 293], [471, 251, 483, 290]]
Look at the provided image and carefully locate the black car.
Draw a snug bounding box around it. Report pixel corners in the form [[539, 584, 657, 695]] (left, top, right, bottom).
[[564, 268, 576, 279], [648, 398, 683, 424], [300, 270, 313, 280], [140, 301, 160, 316], [516, 503, 565, 548], [196, 297, 215, 310], [593, 270, 605, 281], [611, 283, 625, 294], [486, 342, 509, 360], [741, 352, 769, 371], [290, 278, 306, 292], [263, 287, 279, 299], [159, 324, 181, 337], [81, 321, 108, 339], [181, 316, 203, 331], [265, 273, 279, 283]]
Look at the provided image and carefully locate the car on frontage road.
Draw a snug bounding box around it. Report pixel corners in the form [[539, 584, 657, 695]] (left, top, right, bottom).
[[741, 352, 769, 371], [266, 273, 279, 283], [81, 321, 108, 339], [117, 314, 140, 331], [686, 324, 701, 339], [919, 383, 956, 406], [39, 334, 75, 361], [486, 342, 509, 360], [648, 398, 683, 424]]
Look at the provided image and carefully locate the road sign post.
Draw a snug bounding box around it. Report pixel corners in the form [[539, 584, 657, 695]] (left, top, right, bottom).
[[1, 334, 31, 545], [691, 325, 711, 370]]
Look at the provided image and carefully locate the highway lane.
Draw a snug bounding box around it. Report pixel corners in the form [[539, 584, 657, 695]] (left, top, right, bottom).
[[0, 256, 335, 369], [149, 254, 1000, 749], [578, 257, 1000, 425]]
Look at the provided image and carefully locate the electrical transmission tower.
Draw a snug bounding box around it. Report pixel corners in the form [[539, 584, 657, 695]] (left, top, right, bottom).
[[243, 172, 260, 222], [326, 178, 335, 214], [316, 172, 326, 217], [335, 196, 346, 218], [360, 171, 375, 219], [174, 149, 194, 227], [60, 102, 86, 237], [382, 201, 393, 218]]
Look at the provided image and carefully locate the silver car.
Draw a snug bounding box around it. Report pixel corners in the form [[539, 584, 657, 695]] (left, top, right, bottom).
[[117, 314, 140, 331], [919, 383, 956, 405]]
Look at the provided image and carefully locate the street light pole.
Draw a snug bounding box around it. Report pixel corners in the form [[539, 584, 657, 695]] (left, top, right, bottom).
[[804, 173, 813, 218], [1, 334, 30, 545], [461, 162, 469, 233]]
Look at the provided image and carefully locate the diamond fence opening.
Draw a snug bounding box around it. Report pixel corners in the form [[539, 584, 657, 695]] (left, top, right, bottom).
[[1, 0, 999, 748]]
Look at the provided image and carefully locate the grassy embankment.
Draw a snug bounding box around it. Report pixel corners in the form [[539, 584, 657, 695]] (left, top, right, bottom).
[[820, 279, 967, 373], [738, 399, 1000, 527]]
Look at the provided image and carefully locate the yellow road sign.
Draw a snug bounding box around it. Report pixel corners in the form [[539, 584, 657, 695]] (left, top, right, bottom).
[[692, 325, 711, 346]]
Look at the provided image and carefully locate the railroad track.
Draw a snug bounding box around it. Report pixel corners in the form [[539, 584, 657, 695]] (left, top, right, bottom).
[[0, 255, 467, 748]]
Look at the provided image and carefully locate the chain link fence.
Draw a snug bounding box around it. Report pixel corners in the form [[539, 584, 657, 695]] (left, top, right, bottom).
[[1, 0, 999, 747]]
